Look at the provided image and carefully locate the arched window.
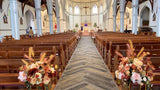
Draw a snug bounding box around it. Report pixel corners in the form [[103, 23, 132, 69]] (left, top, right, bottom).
[[92, 5, 98, 14], [74, 6, 80, 14], [69, 6, 72, 13]]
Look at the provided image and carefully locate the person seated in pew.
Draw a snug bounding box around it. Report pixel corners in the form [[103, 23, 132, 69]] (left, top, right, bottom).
[[29, 27, 34, 38]]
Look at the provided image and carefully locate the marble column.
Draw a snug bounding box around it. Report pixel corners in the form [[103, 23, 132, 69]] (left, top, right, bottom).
[[157, 0, 160, 37], [34, 0, 42, 37], [55, 0, 60, 33], [9, 0, 20, 40], [113, 0, 117, 32], [132, 0, 139, 35], [47, 0, 54, 34], [120, 0, 126, 33]]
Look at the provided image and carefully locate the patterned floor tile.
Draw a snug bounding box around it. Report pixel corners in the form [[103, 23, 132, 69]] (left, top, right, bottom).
[[54, 37, 118, 90]]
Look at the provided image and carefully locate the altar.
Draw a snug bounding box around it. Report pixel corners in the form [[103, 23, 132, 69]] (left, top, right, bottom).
[[83, 26, 90, 36]]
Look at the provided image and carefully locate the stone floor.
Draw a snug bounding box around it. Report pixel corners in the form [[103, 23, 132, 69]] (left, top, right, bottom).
[[54, 37, 119, 90]]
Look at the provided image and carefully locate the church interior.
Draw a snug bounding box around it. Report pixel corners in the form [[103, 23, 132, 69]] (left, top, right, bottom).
[[0, 0, 160, 90]]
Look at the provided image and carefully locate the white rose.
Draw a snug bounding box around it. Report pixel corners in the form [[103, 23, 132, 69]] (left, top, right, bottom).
[[143, 77, 147, 82]]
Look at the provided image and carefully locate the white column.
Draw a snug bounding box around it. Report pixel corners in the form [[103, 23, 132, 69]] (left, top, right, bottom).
[[157, 0, 160, 37], [120, 0, 126, 33], [113, 0, 117, 32], [9, 0, 20, 40], [55, 0, 60, 33], [47, 0, 54, 34], [132, 0, 139, 35], [34, 0, 42, 37]]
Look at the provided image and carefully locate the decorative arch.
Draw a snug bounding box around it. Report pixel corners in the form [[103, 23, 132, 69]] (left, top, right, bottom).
[[139, 6, 150, 27], [25, 9, 35, 34]]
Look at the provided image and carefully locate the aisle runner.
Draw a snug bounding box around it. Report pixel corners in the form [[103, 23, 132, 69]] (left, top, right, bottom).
[[55, 37, 119, 90]]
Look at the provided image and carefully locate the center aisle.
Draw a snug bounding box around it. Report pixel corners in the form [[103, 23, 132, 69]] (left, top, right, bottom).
[[55, 37, 119, 90]]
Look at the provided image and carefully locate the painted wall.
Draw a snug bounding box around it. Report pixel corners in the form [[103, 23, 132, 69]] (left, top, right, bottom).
[[0, 0, 57, 37], [139, 1, 157, 32], [0, 0, 36, 36]]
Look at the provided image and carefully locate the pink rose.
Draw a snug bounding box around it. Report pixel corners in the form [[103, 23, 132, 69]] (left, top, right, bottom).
[[118, 72, 125, 79], [131, 72, 142, 84], [18, 71, 27, 82]]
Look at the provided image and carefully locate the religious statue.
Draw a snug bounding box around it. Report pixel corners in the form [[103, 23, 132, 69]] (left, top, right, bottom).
[[20, 17, 23, 25], [153, 13, 156, 21], [3, 13, 8, 24]]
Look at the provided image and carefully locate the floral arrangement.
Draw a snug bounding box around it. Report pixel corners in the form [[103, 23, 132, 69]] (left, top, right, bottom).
[[18, 47, 57, 90], [115, 40, 155, 89]]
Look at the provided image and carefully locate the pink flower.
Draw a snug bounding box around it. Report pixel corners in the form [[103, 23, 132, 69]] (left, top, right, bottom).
[[43, 75, 51, 85], [131, 72, 142, 84], [124, 64, 130, 71], [18, 71, 27, 82], [118, 72, 125, 79]]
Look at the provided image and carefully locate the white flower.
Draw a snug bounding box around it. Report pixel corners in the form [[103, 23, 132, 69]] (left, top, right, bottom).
[[43, 75, 51, 85], [133, 58, 143, 67], [130, 64, 132, 66], [36, 78, 42, 85], [18, 71, 27, 82], [118, 72, 125, 79], [30, 77, 37, 85], [35, 72, 42, 79], [50, 67, 55, 73], [29, 63, 38, 69], [143, 77, 147, 82]]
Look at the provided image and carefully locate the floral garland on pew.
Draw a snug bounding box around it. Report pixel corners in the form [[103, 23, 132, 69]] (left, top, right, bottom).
[[18, 47, 57, 90], [115, 40, 155, 90]]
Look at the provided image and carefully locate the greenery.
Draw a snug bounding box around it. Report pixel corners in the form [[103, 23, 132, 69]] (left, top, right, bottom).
[[73, 28, 76, 33], [75, 24, 79, 28], [94, 23, 97, 30], [93, 23, 97, 27]]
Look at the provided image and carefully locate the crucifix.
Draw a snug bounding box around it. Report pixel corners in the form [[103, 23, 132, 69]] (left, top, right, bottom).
[[83, 5, 89, 15]]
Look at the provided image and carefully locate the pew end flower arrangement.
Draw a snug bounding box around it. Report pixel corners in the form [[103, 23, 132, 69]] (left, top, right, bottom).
[[18, 47, 57, 90], [115, 40, 155, 90]]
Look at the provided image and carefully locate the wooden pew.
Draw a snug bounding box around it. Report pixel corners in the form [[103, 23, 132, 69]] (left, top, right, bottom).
[[0, 32, 81, 89]]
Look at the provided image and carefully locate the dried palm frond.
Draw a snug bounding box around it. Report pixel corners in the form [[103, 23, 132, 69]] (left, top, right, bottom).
[[29, 47, 34, 57], [128, 40, 134, 55], [137, 47, 144, 57], [115, 51, 124, 58]]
